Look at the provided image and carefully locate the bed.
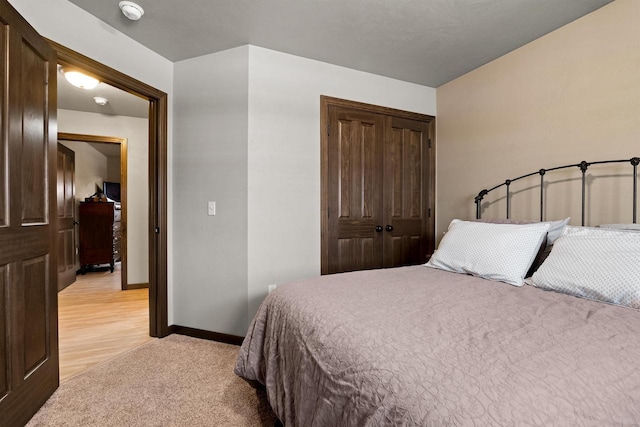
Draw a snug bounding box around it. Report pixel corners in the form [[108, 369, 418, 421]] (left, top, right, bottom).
[[235, 158, 640, 426]]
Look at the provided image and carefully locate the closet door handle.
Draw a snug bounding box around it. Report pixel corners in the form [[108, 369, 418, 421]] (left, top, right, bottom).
[[375, 225, 383, 232], [385, 225, 393, 232]]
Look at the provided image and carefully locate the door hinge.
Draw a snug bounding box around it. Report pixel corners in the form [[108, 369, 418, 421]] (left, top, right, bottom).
[[428, 208, 432, 217], [155, 227, 160, 234], [428, 138, 432, 149], [327, 207, 330, 218], [327, 123, 330, 136]]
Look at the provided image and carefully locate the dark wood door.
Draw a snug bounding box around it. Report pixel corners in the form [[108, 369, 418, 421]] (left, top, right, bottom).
[[57, 143, 76, 290], [0, 1, 59, 425], [323, 98, 435, 274], [383, 117, 434, 267], [326, 106, 385, 273]]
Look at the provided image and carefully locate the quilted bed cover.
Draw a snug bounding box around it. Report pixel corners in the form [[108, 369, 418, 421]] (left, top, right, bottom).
[[234, 266, 640, 426]]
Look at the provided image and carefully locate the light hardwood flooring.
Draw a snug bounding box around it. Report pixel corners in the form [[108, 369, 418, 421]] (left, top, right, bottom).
[[58, 263, 154, 382]]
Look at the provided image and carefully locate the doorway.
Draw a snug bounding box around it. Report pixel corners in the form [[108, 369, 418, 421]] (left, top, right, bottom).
[[50, 40, 169, 337], [58, 133, 131, 291]]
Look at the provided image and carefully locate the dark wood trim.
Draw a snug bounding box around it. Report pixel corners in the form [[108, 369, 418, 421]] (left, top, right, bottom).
[[320, 96, 435, 123], [50, 41, 169, 338], [168, 325, 245, 346], [320, 96, 436, 274], [125, 282, 149, 290], [427, 119, 436, 255], [58, 132, 129, 291]]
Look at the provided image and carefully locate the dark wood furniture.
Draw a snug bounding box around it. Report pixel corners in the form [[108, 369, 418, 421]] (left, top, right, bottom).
[[79, 201, 121, 273]]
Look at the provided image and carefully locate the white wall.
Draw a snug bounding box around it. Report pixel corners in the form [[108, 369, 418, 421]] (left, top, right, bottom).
[[58, 139, 108, 201], [10, 0, 174, 322], [107, 157, 121, 183], [58, 109, 149, 285], [172, 46, 436, 335], [246, 46, 436, 327], [173, 46, 249, 336]]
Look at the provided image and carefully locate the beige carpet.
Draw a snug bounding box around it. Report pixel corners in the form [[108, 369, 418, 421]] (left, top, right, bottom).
[[27, 335, 277, 426]]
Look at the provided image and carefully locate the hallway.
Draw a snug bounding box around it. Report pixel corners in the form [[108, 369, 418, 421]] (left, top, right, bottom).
[[58, 264, 153, 382]]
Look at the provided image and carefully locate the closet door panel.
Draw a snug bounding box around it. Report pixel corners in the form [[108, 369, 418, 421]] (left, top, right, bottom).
[[383, 117, 432, 268], [327, 106, 384, 274]]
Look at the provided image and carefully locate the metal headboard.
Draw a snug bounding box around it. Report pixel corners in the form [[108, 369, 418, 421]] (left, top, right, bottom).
[[475, 157, 640, 225]]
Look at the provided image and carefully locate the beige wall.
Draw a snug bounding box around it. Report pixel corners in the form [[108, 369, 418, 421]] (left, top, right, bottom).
[[436, 0, 640, 239]]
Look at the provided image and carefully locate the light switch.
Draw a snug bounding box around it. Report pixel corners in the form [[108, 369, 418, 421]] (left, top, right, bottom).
[[207, 201, 216, 216]]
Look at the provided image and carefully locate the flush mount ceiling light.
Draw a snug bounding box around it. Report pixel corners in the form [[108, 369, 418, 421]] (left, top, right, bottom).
[[119, 1, 144, 20], [93, 96, 109, 106], [60, 67, 100, 90]]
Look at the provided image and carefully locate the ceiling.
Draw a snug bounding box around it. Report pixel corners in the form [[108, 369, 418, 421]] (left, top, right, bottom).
[[57, 65, 149, 118], [67, 0, 613, 88], [58, 0, 613, 118]]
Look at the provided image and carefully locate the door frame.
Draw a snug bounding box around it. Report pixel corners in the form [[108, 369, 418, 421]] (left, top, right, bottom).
[[58, 133, 130, 291], [320, 95, 436, 275], [50, 40, 168, 337]]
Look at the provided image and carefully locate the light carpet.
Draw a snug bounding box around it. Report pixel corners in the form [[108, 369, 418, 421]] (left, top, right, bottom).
[[27, 334, 277, 426]]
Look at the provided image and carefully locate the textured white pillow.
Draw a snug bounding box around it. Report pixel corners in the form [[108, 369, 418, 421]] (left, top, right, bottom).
[[475, 217, 569, 245], [528, 226, 640, 309], [599, 223, 640, 232], [425, 219, 550, 286], [546, 217, 570, 244]]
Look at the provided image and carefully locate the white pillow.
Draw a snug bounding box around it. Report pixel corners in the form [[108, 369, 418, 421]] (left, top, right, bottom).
[[528, 226, 640, 309], [475, 217, 569, 245], [599, 223, 640, 232], [545, 217, 570, 245], [425, 219, 550, 286]]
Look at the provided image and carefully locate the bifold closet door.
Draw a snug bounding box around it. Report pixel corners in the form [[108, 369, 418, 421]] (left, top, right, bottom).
[[324, 100, 435, 275]]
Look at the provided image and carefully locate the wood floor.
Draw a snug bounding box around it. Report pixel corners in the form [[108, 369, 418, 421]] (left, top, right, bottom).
[[58, 263, 153, 382]]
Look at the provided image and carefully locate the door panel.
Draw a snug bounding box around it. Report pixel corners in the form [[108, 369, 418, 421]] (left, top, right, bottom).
[[21, 38, 48, 225], [0, 21, 5, 229], [22, 256, 49, 375], [0, 265, 7, 398], [383, 117, 433, 267], [327, 106, 384, 273], [0, 0, 59, 424], [57, 143, 76, 290]]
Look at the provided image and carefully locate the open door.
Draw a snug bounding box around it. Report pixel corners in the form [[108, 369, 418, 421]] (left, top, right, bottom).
[[0, 0, 59, 425], [57, 143, 76, 291]]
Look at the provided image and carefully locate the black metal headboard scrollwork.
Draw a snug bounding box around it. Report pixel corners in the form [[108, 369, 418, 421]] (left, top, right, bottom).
[[475, 157, 640, 225]]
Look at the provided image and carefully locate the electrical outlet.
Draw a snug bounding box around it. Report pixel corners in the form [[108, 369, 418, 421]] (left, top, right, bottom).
[[268, 284, 277, 294], [207, 201, 216, 216]]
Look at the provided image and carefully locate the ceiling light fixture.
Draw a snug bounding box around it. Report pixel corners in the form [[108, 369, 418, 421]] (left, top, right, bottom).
[[61, 68, 100, 90], [119, 1, 144, 21], [93, 96, 109, 106]]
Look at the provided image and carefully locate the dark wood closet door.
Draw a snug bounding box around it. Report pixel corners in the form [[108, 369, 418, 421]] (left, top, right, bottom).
[[0, 1, 59, 424], [383, 117, 434, 267], [326, 105, 385, 273], [57, 143, 76, 290], [322, 97, 435, 275]]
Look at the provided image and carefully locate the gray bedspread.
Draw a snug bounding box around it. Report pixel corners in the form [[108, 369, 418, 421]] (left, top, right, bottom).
[[234, 266, 640, 426]]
